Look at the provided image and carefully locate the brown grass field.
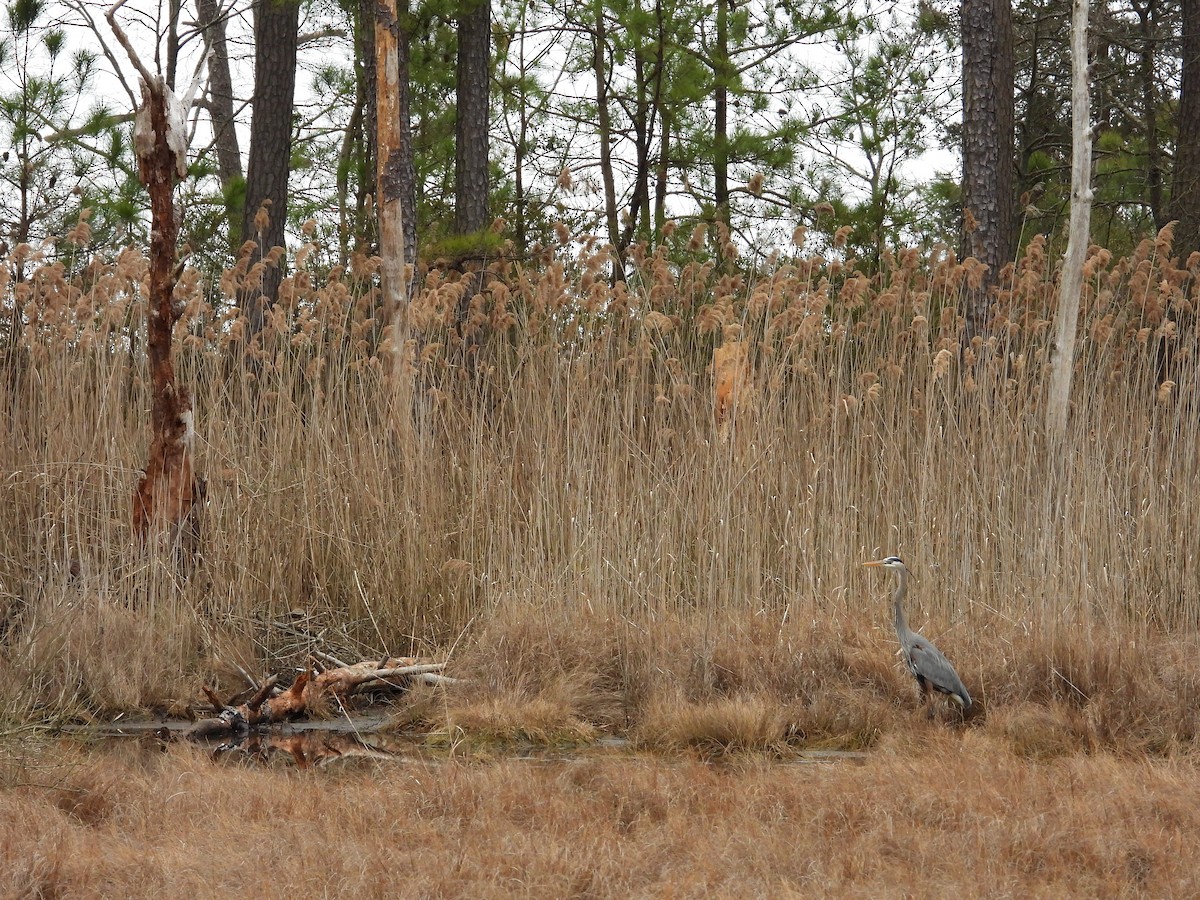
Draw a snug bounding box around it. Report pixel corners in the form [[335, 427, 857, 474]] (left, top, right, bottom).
[[2, 222, 1200, 893], [0, 733, 1197, 897]]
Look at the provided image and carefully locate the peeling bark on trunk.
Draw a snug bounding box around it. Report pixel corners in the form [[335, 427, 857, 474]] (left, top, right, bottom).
[[128, 77, 203, 559], [376, 0, 406, 331]]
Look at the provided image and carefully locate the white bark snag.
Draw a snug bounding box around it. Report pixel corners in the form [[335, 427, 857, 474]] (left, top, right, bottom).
[[1047, 0, 1093, 438], [375, 0, 406, 334]]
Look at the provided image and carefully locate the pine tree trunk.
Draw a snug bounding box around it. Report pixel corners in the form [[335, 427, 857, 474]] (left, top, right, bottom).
[[196, 0, 241, 191], [655, 113, 670, 235], [1171, 0, 1200, 258], [961, 0, 1015, 337], [454, 0, 491, 236], [593, 0, 620, 253], [713, 0, 730, 235], [397, 0, 416, 271], [240, 0, 300, 342], [354, 0, 377, 259], [1137, 0, 1164, 229], [622, 23, 663, 251]]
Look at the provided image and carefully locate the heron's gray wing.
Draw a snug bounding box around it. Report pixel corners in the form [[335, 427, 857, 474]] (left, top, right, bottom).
[[907, 634, 972, 708]]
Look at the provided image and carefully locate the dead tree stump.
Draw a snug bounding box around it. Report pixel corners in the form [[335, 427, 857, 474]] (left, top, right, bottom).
[[121, 67, 204, 559]]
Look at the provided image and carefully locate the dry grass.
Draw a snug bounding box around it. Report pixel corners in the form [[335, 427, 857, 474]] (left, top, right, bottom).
[[1, 737, 1199, 896], [3, 225, 1200, 892], [443, 605, 1200, 756], [1, 224, 1199, 757]]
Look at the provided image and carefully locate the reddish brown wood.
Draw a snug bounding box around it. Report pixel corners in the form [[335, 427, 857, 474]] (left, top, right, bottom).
[[376, 0, 405, 327], [129, 77, 203, 556], [258, 671, 311, 724]]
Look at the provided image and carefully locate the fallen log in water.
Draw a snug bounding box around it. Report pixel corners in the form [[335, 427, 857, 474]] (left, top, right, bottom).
[[189, 655, 457, 739]]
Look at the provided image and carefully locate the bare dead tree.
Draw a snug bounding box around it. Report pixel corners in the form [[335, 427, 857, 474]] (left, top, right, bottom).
[[107, 0, 206, 558], [376, 0, 407, 332], [1047, 0, 1093, 439]]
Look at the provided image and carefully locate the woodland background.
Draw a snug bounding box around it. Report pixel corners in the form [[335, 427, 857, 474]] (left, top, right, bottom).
[[0, 0, 1197, 296]]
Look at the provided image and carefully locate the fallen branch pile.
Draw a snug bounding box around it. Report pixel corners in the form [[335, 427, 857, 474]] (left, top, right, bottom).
[[188, 653, 459, 741]]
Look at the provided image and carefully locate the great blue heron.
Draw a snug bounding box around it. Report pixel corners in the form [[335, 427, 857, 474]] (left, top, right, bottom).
[[863, 555, 972, 715]]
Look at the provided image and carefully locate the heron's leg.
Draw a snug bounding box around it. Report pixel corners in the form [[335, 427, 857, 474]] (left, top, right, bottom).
[[919, 680, 936, 720]]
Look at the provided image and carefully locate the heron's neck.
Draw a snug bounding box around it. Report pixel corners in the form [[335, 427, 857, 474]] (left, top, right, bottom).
[[892, 568, 909, 636]]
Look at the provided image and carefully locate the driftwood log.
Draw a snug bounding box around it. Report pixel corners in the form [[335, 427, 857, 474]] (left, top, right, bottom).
[[187, 656, 458, 740]]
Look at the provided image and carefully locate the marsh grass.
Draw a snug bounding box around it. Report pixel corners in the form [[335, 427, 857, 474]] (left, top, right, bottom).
[[1, 223, 1199, 752], [1, 737, 1199, 896]]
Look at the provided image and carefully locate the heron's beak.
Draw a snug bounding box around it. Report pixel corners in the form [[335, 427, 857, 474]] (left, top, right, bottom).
[[862, 560, 884, 567]]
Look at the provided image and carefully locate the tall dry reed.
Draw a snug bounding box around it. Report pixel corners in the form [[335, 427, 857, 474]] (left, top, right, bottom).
[[1, 220, 1198, 730]]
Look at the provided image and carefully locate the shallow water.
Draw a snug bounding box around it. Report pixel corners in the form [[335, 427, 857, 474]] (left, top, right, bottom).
[[65, 718, 868, 771]]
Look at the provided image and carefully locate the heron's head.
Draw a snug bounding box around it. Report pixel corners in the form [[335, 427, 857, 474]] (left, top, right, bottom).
[[863, 555, 906, 571]]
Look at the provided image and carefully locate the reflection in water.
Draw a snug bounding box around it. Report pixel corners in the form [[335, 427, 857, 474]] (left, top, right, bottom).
[[200, 729, 638, 770], [209, 729, 403, 769], [90, 720, 443, 770], [77, 720, 867, 771]]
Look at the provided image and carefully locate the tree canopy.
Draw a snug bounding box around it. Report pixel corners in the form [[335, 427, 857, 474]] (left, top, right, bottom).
[[0, 0, 1197, 288]]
